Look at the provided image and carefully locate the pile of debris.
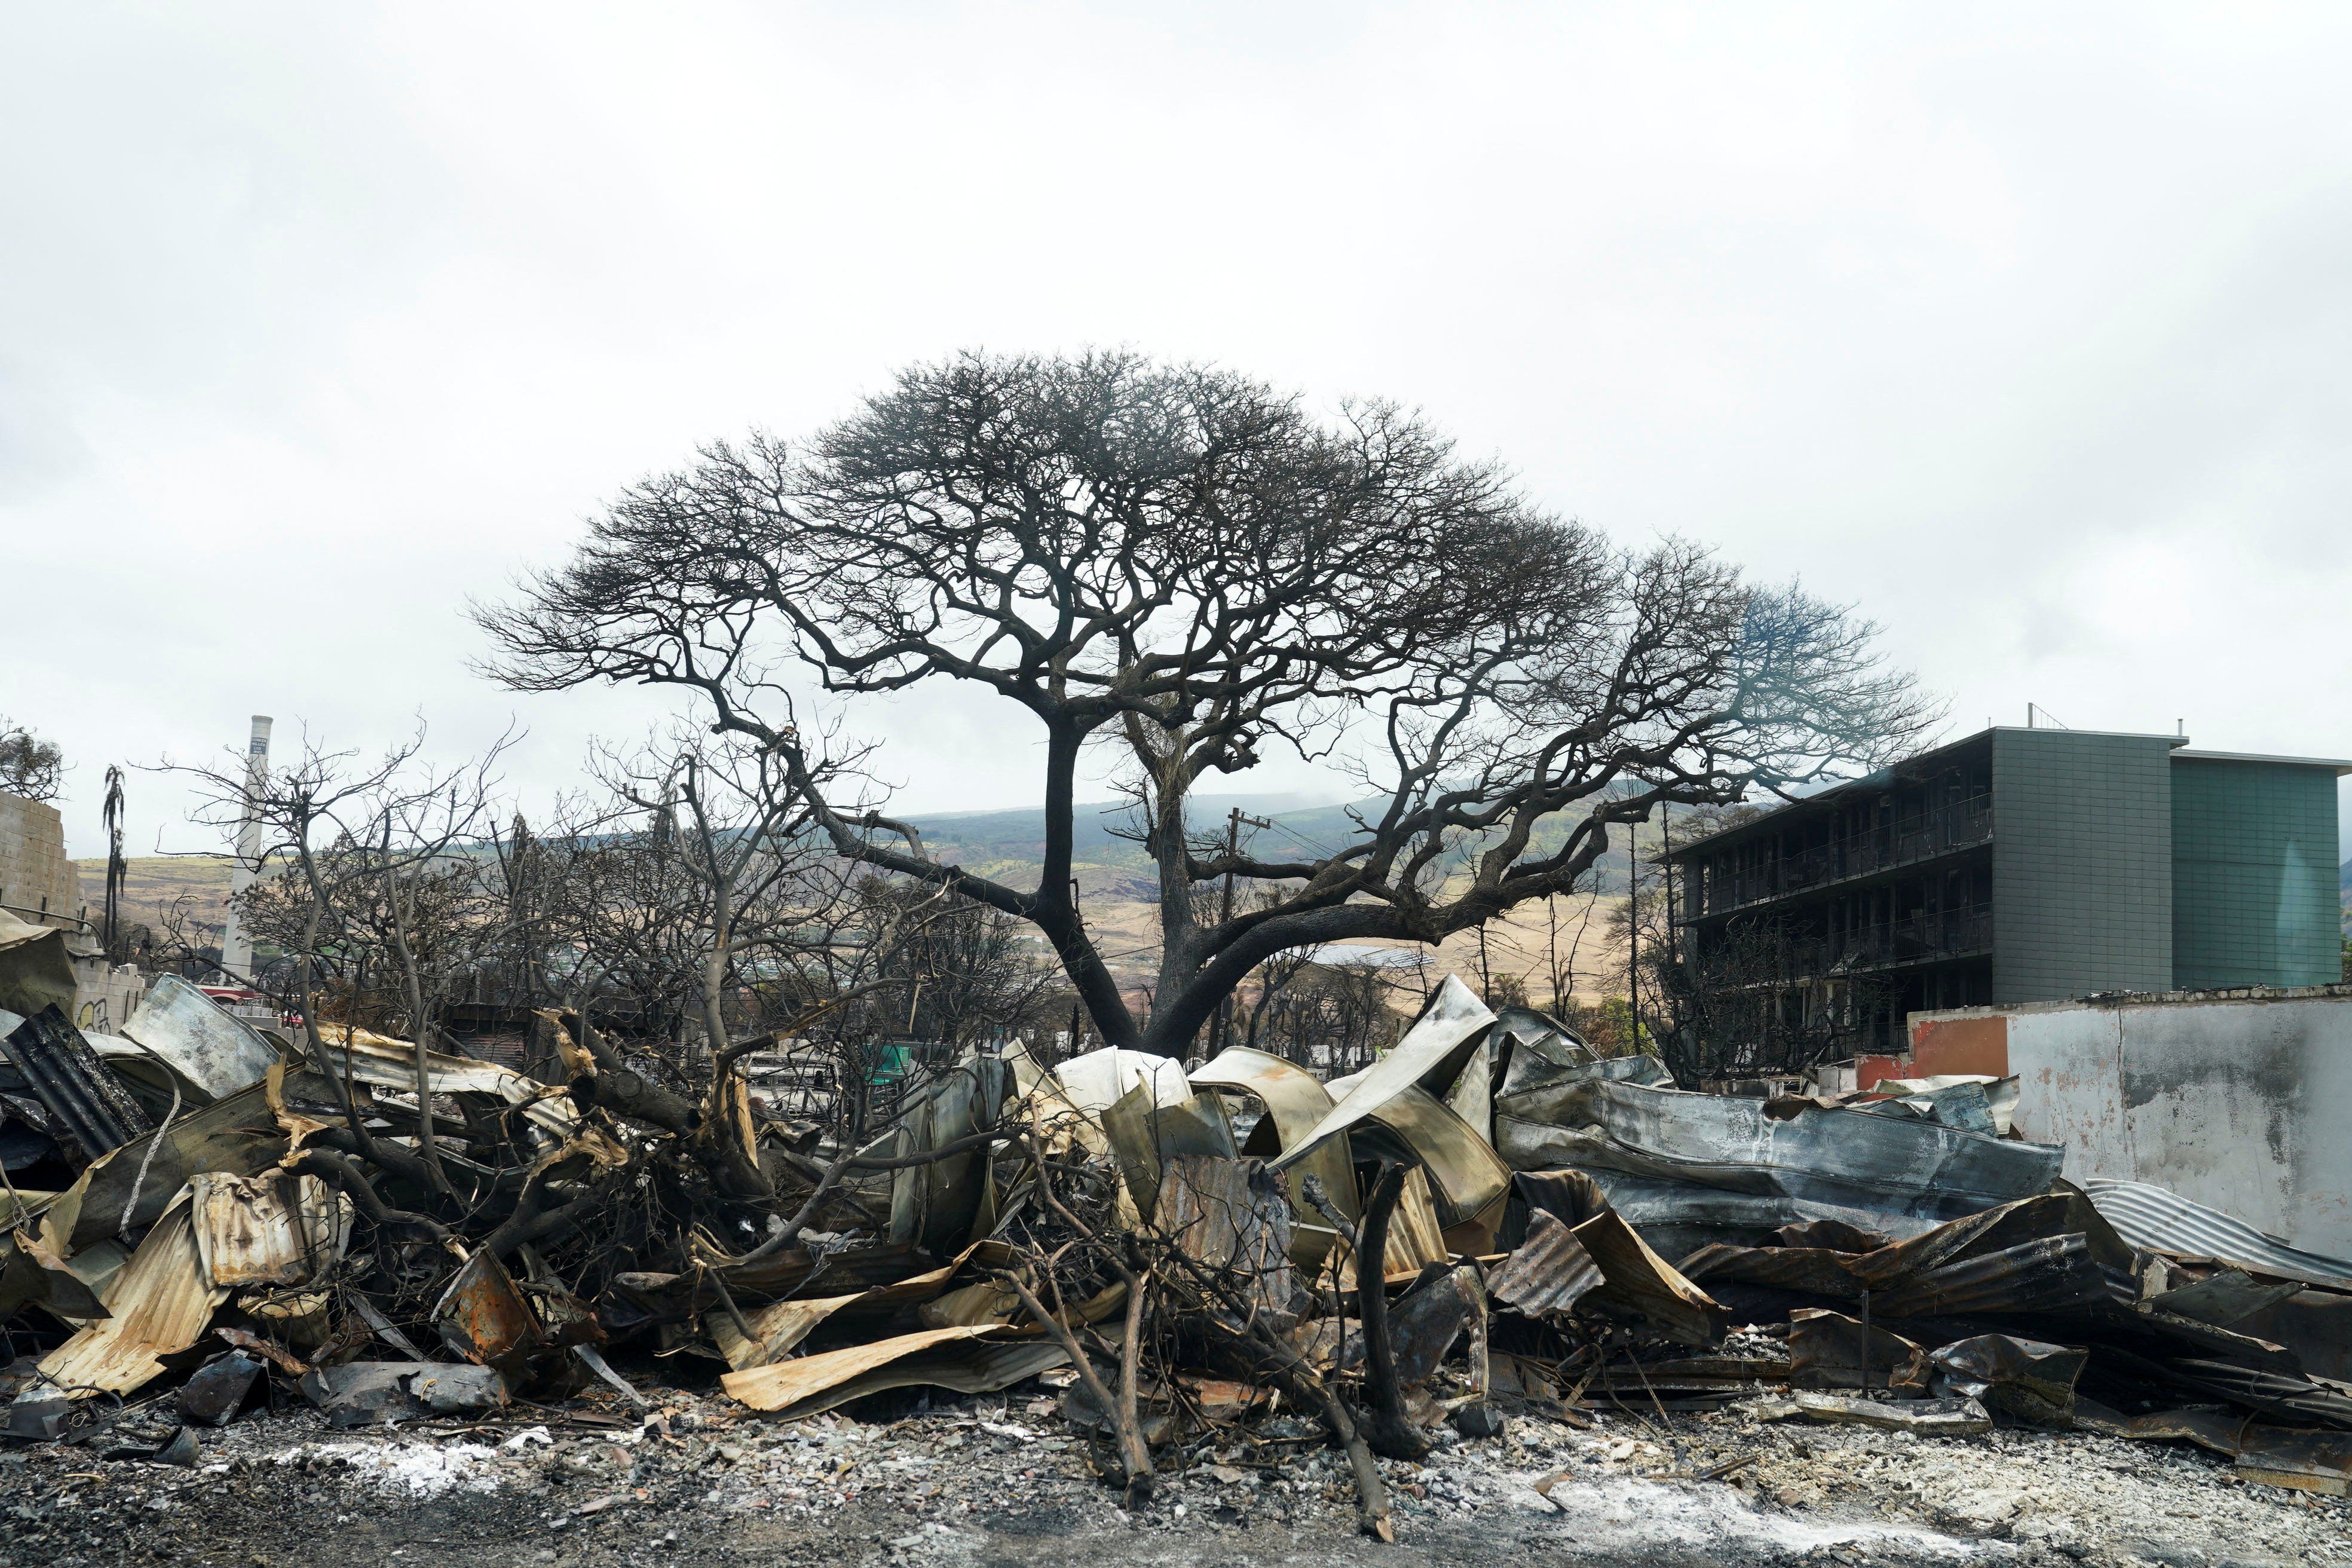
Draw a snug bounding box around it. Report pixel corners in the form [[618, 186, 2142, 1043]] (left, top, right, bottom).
[[4, 955, 2350, 1539]]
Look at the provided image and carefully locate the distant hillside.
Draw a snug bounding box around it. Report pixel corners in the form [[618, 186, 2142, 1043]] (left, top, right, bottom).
[[78, 791, 1652, 995], [81, 792, 1647, 921], [905, 791, 1639, 897]]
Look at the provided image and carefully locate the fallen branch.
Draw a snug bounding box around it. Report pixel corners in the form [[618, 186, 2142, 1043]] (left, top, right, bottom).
[[999, 1267, 1156, 1508], [1152, 1233, 1393, 1538]]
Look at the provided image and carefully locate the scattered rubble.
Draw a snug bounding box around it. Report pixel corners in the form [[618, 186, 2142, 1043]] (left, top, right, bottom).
[[0, 969, 2347, 1564]]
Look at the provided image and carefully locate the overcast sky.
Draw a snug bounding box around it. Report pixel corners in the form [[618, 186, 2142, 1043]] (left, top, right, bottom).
[[5, 2, 2348, 862]]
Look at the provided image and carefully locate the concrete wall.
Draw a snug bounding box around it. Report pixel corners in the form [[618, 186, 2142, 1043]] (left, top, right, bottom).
[[74, 962, 149, 1035], [1991, 729, 2175, 1003], [0, 792, 82, 923], [1909, 988, 2352, 1258], [2171, 758, 2342, 989]]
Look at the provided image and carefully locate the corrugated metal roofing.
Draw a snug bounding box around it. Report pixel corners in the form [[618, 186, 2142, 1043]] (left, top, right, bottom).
[[0, 1006, 149, 1162], [39, 1190, 229, 1397], [1486, 1208, 1604, 1320], [2085, 1180, 2352, 1290]]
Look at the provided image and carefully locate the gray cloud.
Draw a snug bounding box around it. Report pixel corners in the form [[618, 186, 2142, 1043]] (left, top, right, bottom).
[[4, 2, 2347, 858]]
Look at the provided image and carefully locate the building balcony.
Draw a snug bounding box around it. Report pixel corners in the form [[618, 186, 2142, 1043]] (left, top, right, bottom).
[[1682, 794, 1993, 923], [1810, 905, 1995, 976], [1696, 905, 1995, 990]]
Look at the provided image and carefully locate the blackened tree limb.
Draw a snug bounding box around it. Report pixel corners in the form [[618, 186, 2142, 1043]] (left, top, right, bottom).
[[479, 1165, 609, 1260], [559, 1010, 774, 1202], [291, 1149, 455, 1248], [1356, 1162, 1432, 1462]]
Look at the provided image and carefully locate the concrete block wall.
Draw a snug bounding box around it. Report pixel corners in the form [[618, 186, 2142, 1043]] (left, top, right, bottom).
[[0, 792, 82, 923], [1990, 730, 2175, 1003], [2170, 758, 2342, 989], [74, 962, 149, 1035]]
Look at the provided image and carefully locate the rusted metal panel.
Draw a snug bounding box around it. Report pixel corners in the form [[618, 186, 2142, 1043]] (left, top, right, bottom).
[[0, 912, 76, 1021], [1569, 1203, 1727, 1347], [1278, 975, 1494, 1172], [1102, 1085, 1236, 1221], [1926, 1333, 2085, 1426], [1677, 1244, 1867, 1298], [120, 974, 279, 1101], [179, 1349, 265, 1425], [720, 1322, 999, 1411], [432, 1248, 546, 1369], [1493, 1074, 2062, 1222], [2233, 1427, 2352, 1494], [1490, 1006, 1602, 1098], [1784, 1391, 1992, 1435], [1388, 1264, 1483, 1388], [1154, 1155, 1293, 1321], [887, 1056, 1007, 1255], [38, 1081, 287, 1256], [2088, 1178, 2352, 1290], [2145, 1268, 2305, 1327], [1787, 1307, 1929, 1391], [306, 1023, 578, 1142], [1190, 1046, 1358, 1268], [1492, 1172, 1725, 1345], [1872, 1233, 2116, 1318], [1343, 1084, 1512, 1226], [1775, 1218, 1895, 1253], [708, 1289, 867, 1370], [190, 1169, 346, 1288], [0, 1224, 111, 1320]]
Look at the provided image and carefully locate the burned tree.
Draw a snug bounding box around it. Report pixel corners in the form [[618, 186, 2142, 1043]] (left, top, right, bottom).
[[1656, 910, 1900, 1083], [480, 350, 1938, 1058], [0, 715, 65, 801]]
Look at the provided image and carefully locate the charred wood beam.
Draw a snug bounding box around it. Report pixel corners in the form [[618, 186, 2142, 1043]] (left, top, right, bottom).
[[306, 1123, 446, 1196], [480, 1166, 611, 1261]]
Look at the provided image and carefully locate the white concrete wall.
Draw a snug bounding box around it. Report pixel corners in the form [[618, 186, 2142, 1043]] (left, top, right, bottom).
[[2003, 992, 2352, 1258], [74, 962, 149, 1035]]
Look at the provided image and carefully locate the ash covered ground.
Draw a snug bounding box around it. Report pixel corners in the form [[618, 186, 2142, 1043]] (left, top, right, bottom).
[[10, 1381, 2347, 1568]]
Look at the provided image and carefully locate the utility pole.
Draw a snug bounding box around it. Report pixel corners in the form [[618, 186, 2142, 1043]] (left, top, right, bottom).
[[1626, 825, 1639, 1055], [1209, 807, 1272, 1059]]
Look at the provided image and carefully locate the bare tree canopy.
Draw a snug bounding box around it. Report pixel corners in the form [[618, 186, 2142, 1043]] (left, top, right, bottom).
[[0, 715, 66, 801], [480, 349, 1941, 1056]]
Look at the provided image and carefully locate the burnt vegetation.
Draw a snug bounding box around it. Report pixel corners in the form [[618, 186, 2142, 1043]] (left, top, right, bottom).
[[476, 348, 1938, 1064]]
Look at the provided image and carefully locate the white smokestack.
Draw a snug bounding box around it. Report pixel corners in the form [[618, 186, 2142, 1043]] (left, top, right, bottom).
[[215, 715, 273, 986]]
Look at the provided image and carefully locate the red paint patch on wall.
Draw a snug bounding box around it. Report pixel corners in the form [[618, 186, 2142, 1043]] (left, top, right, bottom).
[[1907, 1015, 2010, 1079], [1852, 1054, 1911, 1090]]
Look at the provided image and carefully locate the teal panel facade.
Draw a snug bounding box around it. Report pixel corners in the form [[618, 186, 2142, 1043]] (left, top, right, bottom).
[[1990, 729, 2175, 1003], [2170, 758, 2342, 988]]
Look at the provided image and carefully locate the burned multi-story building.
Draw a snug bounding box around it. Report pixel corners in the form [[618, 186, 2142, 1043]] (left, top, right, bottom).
[[1665, 725, 2348, 1052]]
